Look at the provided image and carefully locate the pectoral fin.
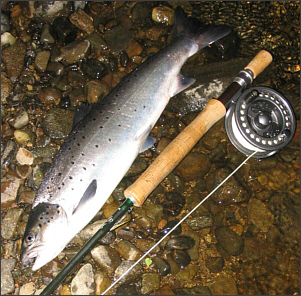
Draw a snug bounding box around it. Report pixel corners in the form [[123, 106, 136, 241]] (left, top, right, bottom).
[[72, 180, 97, 215]]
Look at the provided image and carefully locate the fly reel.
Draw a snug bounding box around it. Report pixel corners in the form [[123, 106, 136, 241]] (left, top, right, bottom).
[[225, 86, 296, 158]]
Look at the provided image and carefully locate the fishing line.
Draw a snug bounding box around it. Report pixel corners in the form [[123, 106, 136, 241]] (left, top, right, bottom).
[[101, 150, 257, 295]]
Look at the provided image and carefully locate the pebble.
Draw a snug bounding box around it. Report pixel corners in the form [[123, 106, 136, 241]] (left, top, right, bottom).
[[184, 230, 200, 261], [34, 51, 51, 73], [116, 228, 135, 241], [153, 284, 175, 295], [205, 256, 224, 273], [60, 39, 90, 64], [165, 235, 195, 251], [14, 130, 30, 145], [87, 32, 107, 53], [1, 208, 23, 239], [47, 62, 65, 76], [2, 43, 26, 82], [94, 271, 111, 295], [157, 219, 182, 237], [156, 137, 171, 154], [70, 263, 95, 295], [177, 263, 199, 281], [164, 253, 180, 275], [1, 258, 16, 295], [69, 9, 94, 34], [104, 24, 134, 54], [37, 87, 61, 105], [126, 40, 143, 58], [131, 2, 152, 25], [81, 58, 108, 79], [78, 219, 115, 245], [112, 179, 132, 202], [41, 108, 73, 139], [40, 23, 55, 44], [162, 191, 185, 216], [91, 245, 121, 274], [247, 198, 274, 232], [209, 273, 238, 295], [115, 240, 143, 261], [215, 226, 244, 256], [12, 110, 29, 129], [175, 152, 211, 181], [115, 283, 139, 295], [1, 177, 21, 206], [153, 257, 171, 276], [85, 80, 110, 104], [141, 273, 161, 295], [1, 12, 10, 33], [152, 6, 175, 25], [186, 214, 213, 230], [206, 168, 249, 205], [1, 32, 16, 46], [143, 202, 163, 226], [19, 282, 35, 295], [242, 237, 267, 261], [16, 164, 32, 179], [136, 239, 161, 254], [125, 155, 147, 177], [16, 147, 34, 165], [114, 260, 143, 284], [176, 286, 211, 295], [172, 250, 191, 269], [52, 16, 77, 44], [1, 73, 13, 104]]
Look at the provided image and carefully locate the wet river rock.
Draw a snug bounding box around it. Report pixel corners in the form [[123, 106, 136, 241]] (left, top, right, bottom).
[[206, 167, 250, 205], [175, 152, 211, 182], [215, 226, 244, 256], [165, 235, 195, 251]]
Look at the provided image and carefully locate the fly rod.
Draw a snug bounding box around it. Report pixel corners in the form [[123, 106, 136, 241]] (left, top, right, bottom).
[[40, 50, 273, 295]]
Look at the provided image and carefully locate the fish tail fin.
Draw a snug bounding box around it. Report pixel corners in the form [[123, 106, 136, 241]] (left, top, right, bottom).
[[172, 6, 231, 53]]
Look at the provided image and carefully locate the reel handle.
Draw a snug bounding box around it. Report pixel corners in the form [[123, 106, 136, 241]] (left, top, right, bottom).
[[244, 50, 273, 79], [124, 99, 226, 206], [124, 50, 273, 207]]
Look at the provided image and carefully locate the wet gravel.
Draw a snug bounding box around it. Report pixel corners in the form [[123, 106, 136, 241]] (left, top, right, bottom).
[[1, 1, 300, 295]]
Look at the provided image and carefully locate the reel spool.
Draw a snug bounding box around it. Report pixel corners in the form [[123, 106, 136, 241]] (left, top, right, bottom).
[[225, 86, 296, 158]]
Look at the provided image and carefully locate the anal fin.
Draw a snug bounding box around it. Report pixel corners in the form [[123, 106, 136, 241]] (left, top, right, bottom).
[[173, 74, 195, 96]]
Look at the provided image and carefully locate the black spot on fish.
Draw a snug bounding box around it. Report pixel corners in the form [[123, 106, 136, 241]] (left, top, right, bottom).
[[93, 118, 96, 121], [58, 173, 62, 176], [69, 176, 73, 179], [143, 106, 146, 108], [118, 124, 121, 127], [77, 143, 80, 146], [81, 153, 85, 156], [83, 167, 86, 170], [71, 161, 74, 164], [100, 126, 103, 129], [92, 164, 95, 167], [62, 182, 65, 186], [38, 223, 42, 228], [80, 179, 82, 182], [57, 210, 60, 214], [58, 187, 61, 190], [82, 136, 85, 139], [106, 116, 109, 119], [108, 139, 111, 142], [95, 145, 98, 148], [68, 147, 71, 150], [39, 217, 43, 220]]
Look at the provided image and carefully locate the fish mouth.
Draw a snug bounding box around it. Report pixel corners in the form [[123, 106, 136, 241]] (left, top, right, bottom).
[[20, 244, 45, 270]]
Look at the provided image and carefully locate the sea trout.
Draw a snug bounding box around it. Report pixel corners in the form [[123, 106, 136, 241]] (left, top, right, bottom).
[[20, 6, 230, 271]]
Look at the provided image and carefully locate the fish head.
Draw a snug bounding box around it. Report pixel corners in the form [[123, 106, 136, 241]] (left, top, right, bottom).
[[20, 202, 68, 271]]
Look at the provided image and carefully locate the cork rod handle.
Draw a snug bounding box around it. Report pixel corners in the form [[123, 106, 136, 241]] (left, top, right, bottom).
[[124, 99, 226, 206], [244, 50, 273, 78]]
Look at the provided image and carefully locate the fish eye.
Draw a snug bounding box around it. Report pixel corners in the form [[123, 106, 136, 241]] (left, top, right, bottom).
[[25, 233, 36, 245]]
